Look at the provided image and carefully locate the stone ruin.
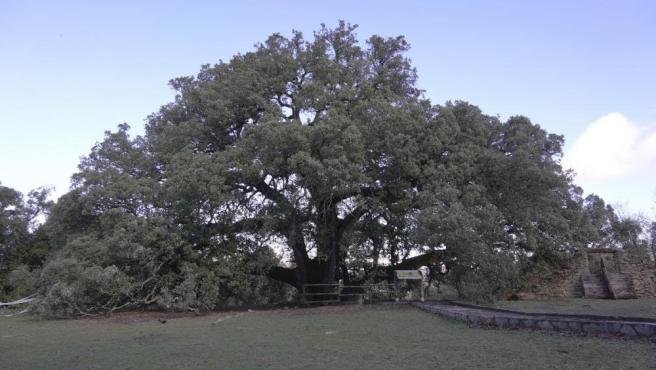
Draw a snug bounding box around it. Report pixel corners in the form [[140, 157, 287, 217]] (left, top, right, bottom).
[[521, 248, 656, 299]]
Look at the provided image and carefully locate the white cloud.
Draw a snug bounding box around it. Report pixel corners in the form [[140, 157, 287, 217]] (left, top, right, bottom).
[[639, 131, 656, 159], [563, 113, 656, 181]]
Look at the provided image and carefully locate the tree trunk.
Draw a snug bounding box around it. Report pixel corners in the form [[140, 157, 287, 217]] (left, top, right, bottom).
[[288, 218, 310, 288], [266, 201, 363, 291], [316, 203, 340, 284]]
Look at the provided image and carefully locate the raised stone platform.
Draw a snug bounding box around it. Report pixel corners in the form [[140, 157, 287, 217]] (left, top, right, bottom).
[[413, 300, 656, 338]]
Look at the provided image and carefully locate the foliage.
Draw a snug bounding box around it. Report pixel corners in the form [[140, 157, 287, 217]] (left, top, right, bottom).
[[649, 221, 656, 266], [30, 212, 287, 317], [0, 183, 52, 299]]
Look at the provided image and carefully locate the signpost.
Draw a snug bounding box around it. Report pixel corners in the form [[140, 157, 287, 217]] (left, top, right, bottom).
[[394, 270, 425, 302], [394, 270, 423, 280]]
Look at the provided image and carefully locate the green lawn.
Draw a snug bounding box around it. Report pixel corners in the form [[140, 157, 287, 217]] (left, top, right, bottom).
[[491, 298, 656, 319], [1, 305, 654, 370]]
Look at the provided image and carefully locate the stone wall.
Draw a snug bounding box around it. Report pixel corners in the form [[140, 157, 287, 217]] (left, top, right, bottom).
[[519, 249, 656, 299], [519, 256, 586, 299], [414, 301, 656, 338], [617, 252, 656, 298]]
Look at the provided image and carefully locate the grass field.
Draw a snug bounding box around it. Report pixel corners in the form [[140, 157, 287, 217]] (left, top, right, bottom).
[[491, 298, 656, 319], [1, 305, 655, 370]]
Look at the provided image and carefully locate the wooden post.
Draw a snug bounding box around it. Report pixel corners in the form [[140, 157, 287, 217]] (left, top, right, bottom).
[[394, 276, 399, 302], [338, 280, 343, 303]]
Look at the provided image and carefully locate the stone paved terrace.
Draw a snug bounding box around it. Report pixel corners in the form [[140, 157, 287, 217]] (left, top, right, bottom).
[[414, 300, 656, 338]]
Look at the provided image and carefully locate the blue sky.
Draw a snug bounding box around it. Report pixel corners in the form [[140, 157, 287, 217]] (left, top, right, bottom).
[[1, 0, 655, 216]]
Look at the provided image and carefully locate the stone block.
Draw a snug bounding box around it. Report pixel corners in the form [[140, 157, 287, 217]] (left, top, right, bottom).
[[479, 316, 494, 325], [604, 322, 622, 334], [620, 325, 638, 337], [633, 324, 655, 337], [582, 323, 604, 334], [552, 321, 570, 331], [494, 317, 509, 327], [521, 319, 536, 329], [537, 320, 554, 330], [567, 321, 583, 332], [507, 318, 520, 328], [467, 315, 482, 324]]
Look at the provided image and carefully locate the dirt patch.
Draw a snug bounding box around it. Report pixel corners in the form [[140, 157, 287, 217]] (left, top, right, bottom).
[[266, 303, 410, 317], [77, 303, 409, 323], [79, 310, 214, 324]]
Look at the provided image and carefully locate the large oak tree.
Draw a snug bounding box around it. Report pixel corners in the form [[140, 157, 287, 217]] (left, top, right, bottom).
[[19, 22, 634, 314], [66, 23, 580, 292]]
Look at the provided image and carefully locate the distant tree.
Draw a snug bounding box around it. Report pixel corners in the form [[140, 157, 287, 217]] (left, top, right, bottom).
[[578, 194, 618, 248], [649, 221, 656, 265], [0, 183, 26, 277], [0, 183, 51, 298], [611, 216, 644, 250]]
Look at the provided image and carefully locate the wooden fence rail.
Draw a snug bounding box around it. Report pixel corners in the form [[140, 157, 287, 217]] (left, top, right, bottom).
[[302, 283, 397, 304]]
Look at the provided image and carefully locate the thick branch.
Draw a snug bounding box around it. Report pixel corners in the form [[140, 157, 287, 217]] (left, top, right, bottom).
[[266, 266, 300, 288], [254, 180, 288, 205], [386, 251, 440, 271], [338, 206, 368, 234]]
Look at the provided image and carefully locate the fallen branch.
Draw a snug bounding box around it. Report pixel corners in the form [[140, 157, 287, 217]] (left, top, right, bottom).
[[211, 313, 244, 325], [0, 295, 36, 307], [0, 308, 29, 317]]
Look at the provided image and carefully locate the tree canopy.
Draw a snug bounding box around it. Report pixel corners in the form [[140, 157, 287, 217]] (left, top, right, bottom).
[[0, 183, 51, 297], [2, 22, 654, 315]]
